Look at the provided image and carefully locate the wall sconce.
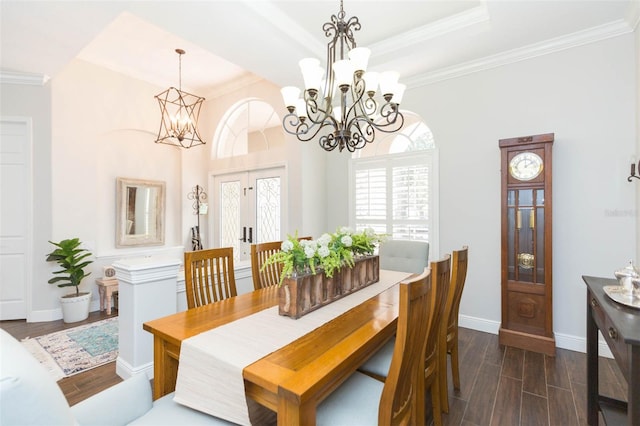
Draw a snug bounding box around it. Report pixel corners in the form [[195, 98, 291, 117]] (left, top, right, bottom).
[[628, 159, 640, 182]]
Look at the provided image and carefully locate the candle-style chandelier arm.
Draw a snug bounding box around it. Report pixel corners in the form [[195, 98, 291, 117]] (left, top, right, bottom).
[[282, 91, 337, 143], [375, 102, 405, 131]]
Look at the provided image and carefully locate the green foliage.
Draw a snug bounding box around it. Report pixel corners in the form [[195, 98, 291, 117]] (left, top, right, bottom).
[[261, 227, 386, 286], [46, 238, 93, 297]]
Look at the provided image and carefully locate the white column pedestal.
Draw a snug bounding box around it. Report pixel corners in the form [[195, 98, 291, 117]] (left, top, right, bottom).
[[112, 256, 180, 380]]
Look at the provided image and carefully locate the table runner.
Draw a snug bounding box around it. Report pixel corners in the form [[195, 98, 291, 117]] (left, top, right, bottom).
[[173, 269, 409, 425]]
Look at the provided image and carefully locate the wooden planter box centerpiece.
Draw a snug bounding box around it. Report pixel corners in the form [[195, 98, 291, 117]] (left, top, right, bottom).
[[279, 255, 380, 319]]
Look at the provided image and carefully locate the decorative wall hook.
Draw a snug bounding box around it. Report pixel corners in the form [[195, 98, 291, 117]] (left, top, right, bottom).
[[628, 160, 640, 182]]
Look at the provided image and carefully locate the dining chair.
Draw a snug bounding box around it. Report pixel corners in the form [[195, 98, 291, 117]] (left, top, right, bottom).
[[378, 239, 429, 274], [316, 268, 432, 425], [439, 246, 469, 413], [250, 236, 312, 291], [357, 255, 451, 426], [184, 247, 237, 309], [250, 240, 284, 290]]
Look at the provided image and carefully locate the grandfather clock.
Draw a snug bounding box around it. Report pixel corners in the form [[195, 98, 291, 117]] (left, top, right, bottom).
[[499, 133, 555, 356]]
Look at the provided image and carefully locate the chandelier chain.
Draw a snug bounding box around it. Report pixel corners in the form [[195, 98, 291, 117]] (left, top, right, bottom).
[[176, 48, 184, 91]]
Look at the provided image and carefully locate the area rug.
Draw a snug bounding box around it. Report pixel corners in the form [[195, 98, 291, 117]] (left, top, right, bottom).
[[21, 317, 118, 381]]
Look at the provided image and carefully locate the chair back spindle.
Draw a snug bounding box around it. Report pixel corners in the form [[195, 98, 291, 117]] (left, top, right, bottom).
[[250, 237, 312, 290], [184, 247, 237, 309], [250, 241, 283, 290]]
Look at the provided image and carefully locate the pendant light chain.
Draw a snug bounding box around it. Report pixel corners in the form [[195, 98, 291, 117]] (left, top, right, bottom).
[[176, 48, 185, 92]]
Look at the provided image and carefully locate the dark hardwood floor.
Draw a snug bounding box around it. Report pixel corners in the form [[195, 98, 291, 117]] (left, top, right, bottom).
[[1, 314, 626, 425], [440, 327, 625, 426]]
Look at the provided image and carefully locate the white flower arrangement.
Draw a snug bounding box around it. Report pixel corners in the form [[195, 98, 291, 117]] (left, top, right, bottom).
[[262, 227, 386, 285]]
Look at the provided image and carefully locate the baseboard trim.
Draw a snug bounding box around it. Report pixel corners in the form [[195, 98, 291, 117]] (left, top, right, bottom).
[[116, 356, 153, 380], [28, 300, 102, 323], [459, 314, 613, 358]]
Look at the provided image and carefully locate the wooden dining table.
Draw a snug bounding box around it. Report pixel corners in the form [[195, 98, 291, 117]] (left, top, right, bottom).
[[142, 270, 406, 425]]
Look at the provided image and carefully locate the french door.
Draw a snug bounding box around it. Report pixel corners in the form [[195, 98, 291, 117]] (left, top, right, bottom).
[[212, 167, 285, 263]]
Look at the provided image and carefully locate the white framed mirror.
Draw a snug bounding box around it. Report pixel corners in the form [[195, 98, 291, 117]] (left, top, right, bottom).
[[116, 177, 165, 247]]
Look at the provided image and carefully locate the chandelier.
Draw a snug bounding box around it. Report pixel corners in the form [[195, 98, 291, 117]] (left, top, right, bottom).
[[280, 0, 405, 153], [155, 49, 206, 148]]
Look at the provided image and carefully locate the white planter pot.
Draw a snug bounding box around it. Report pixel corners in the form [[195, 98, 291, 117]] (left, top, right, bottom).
[[59, 292, 91, 323]]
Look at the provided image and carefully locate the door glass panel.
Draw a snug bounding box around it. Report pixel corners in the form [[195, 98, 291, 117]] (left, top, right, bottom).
[[216, 169, 284, 263], [255, 177, 281, 243], [519, 189, 533, 206], [220, 181, 241, 255]]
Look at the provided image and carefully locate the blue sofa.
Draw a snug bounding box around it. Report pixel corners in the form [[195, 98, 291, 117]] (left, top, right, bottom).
[[0, 329, 234, 425]]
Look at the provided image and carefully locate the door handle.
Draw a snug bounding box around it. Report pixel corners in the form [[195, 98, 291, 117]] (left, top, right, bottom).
[[239, 226, 247, 242], [248, 227, 253, 244]]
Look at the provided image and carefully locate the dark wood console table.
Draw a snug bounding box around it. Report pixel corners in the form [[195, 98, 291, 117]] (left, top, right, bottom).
[[583, 275, 639, 425]]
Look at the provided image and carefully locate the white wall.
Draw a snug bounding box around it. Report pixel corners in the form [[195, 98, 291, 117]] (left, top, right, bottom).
[[327, 33, 637, 351], [31, 59, 186, 319], [51, 58, 184, 253]]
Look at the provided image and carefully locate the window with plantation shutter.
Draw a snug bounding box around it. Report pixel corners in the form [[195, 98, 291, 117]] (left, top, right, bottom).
[[349, 114, 437, 249], [355, 168, 386, 220]]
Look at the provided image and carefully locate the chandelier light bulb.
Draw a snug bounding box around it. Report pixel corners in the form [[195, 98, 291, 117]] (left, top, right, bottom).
[[379, 71, 400, 97], [348, 47, 371, 73], [393, 83, 407, 105], [362, 71, 379, 96], [295, 99, 308, 119], [333, 59, 355, 88], [299, 58, 323, 92], [281, 86, 301, 110]]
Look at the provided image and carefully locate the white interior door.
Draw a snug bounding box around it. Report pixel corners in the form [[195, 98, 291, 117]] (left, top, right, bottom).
[[213, 167, 285, 263], [0, 117, 32, 320]]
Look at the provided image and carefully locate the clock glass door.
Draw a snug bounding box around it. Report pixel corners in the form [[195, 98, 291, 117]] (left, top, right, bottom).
[[507, 189, 545, 284]]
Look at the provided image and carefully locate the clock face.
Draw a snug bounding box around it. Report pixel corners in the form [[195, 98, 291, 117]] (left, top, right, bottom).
[[104, 266, 116, 278], [509, 152, 543, 181]]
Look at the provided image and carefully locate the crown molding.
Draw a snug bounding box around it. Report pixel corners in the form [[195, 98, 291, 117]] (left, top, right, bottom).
[[407, 18, 634, 88], [372, 2, 490, 56], [0, 70, 49, 86], [626, 0, 640, 30]]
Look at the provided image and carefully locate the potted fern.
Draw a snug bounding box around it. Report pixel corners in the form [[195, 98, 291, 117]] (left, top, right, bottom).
[[46, 237, 94, 323]]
